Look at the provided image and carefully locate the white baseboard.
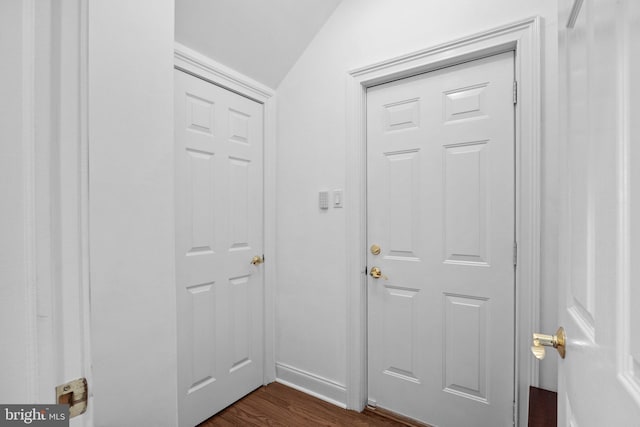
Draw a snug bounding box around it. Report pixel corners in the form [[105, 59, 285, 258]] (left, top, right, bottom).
[[275, 362, 347, 408]]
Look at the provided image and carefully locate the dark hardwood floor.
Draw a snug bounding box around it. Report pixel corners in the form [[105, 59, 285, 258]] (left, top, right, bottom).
[[198, 382, 557, 426], [197, 382, 418, 426], [528, 386, 557, 427]]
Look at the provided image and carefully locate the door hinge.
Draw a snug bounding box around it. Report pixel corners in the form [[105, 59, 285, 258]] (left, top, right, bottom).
[[56, 378, 88, 418], [513, 241, 518, 267], [513, 81, 518, 105]]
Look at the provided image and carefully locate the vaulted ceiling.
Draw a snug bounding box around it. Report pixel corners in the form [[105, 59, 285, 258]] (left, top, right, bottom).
[[175, 0, 343, 89]]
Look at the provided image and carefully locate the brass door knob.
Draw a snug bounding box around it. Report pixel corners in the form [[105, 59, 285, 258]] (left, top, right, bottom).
[[250, 255, 264, 265], [531, 327, 566, 359], [369, 266, 387, 280]]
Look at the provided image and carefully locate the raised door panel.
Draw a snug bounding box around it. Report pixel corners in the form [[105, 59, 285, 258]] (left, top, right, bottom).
[[229, 276, 252, 373], [381, 285, 421, 384], [186, 94, 215, 135], [384, 98, 421, 132], [385, 150, 420, 259], [186, 149, 216, 256], [228, 157, 251, 251], [443, 294, 488, 402], [443, 84, 489, 123], [443, 141, 489, 266], [566, 4, 596, 335], [186, 283, 217, 393]]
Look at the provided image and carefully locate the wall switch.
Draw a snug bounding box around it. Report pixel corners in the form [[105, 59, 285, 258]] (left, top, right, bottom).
[[333, 189, 343, 208], [319, 191, 329, 209]]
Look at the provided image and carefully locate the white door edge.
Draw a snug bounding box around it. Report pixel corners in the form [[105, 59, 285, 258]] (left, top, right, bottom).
[[345, 17, 542, 427], [174, 43, 278, 385]]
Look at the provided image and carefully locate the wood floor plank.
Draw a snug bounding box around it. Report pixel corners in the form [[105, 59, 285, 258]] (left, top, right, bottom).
[[197, 382, 411, 426], [199, 382, 561, 426], [528, 386, 557, 427], [364, 407, 432, 427], [240, 397, 294, 425]]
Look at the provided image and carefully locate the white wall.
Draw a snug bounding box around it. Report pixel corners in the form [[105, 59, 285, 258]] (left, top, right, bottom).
[[175, 0, 342, 88], [0, 0, 31, 403], [88, 1, 178, 425], [275, 0, 560, 402]]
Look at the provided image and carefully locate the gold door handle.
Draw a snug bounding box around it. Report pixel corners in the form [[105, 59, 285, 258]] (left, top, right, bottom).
[[250, 255, 264, 265], [531, 327, 566, 359], [369, 266, 387, 280]]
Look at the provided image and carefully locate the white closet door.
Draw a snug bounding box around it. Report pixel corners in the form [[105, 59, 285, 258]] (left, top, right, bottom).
[[174, 69, 264, 427]]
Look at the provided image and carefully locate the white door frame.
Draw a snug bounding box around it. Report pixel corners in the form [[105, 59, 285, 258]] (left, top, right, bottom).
[[345, 17, 542, 426], [174, 43, 278, 384], [19, 0, 93, 422]]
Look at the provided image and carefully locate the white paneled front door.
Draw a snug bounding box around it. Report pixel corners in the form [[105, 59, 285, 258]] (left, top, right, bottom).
[[174, 69, 264, 427], [366, 52, 515, 426], [557, 0, 640, 425]]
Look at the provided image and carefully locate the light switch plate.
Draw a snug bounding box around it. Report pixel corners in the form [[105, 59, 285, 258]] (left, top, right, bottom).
[[319, 191, 329, 209], [333, 189, 343, 208]]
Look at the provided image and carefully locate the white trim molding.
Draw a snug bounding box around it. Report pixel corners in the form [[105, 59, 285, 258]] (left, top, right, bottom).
[[276, 363, 347, 408], [22, 0, 38, 402], [616, 0, 640, 407], [174, 43, 274, 103], [345, 17, 542, 427], [14, 2, 94, 422], [567, 0, 585, 29], [174, 42, 278, 384]]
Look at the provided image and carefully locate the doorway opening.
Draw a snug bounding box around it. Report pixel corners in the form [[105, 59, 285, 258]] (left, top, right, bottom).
[[345, 17, 542, 426]]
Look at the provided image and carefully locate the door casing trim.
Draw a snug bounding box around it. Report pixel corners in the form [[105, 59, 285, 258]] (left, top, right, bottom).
[[174, 42, 278, 385], [345, 17, 542, 426], [21, 0, 93, 418]]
